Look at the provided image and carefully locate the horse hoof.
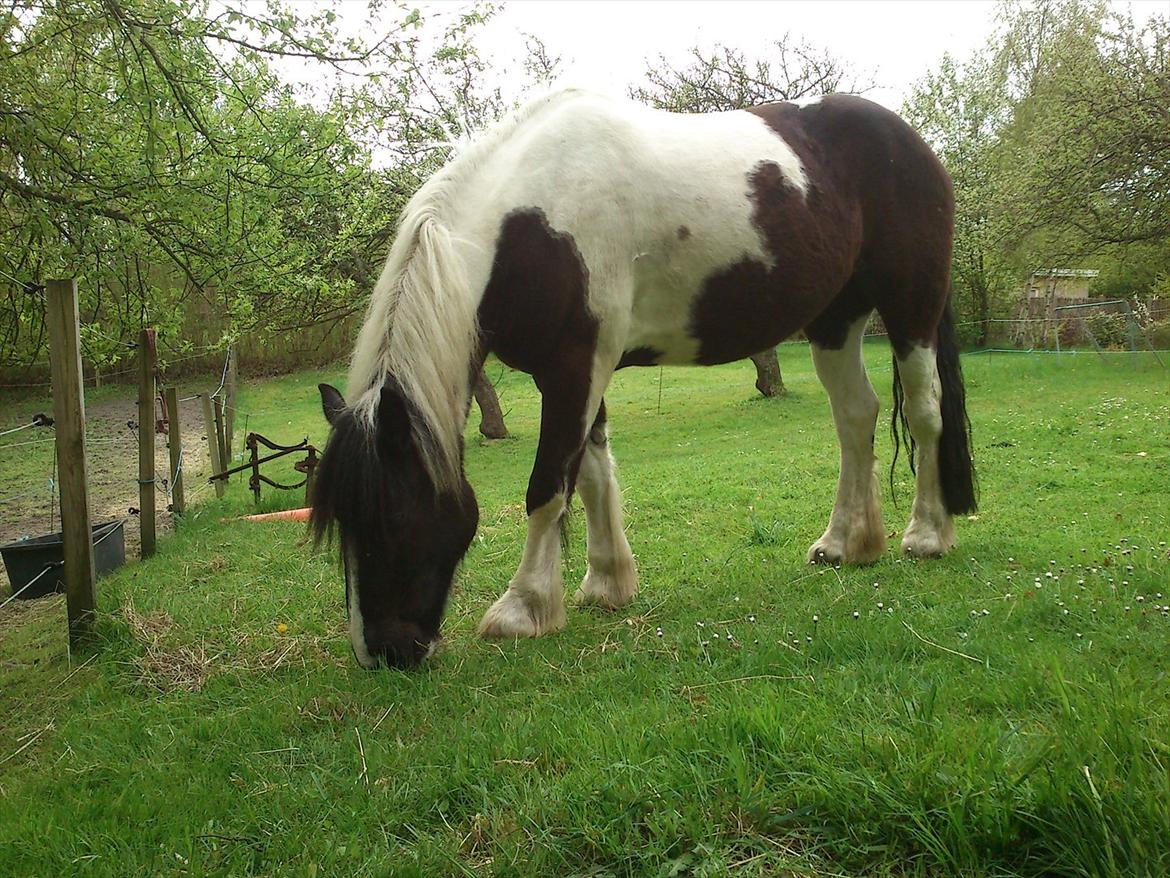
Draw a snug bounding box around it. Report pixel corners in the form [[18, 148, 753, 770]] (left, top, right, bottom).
[[477, 589, 565, 639], [901, 541, 948, 558], [806, 543, 843, 566], [901, 531, 955, 558], [574, 566, 637, 610]]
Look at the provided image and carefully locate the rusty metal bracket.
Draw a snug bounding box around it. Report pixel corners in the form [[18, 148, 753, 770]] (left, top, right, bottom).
[[209, 432, 318, 505]]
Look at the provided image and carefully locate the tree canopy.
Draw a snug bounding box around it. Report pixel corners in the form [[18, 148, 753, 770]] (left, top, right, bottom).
[[0, 0, 520, 372], [903, 0, 1170, 342], [630, 35, 870, 112]]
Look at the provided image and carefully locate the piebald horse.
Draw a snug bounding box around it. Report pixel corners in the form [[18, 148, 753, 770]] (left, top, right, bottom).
[[312, 88, 976, 669]]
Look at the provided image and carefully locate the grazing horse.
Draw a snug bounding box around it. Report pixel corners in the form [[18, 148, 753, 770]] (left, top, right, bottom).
[[312, 88, 976, 669]]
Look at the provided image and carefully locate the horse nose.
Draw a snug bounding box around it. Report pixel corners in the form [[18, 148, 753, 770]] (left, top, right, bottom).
[[356, 629, 439, 669], [364, 644, 436, 669]]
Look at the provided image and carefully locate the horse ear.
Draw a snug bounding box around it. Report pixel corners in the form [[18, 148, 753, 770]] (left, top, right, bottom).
[[319, 383, 346, 425], [377, 382, 413, 452]]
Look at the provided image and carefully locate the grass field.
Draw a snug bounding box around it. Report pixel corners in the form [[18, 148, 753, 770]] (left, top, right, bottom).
[[1, 344, 1167, 877]]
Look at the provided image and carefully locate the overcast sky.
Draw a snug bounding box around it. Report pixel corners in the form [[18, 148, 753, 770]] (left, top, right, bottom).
[[466, 0, 1166, 112]]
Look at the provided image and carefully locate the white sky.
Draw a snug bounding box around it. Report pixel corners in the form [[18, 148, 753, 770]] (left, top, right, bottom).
[[466, 0, 1167, 112]]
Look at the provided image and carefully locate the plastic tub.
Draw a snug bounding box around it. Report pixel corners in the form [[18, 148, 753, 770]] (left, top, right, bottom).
[[1, 519, 126, 599]]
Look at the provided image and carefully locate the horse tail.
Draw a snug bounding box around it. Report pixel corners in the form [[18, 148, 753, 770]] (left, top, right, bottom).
[[889, 297, 977, 513], [889, 357, 914, 500], [935, 298, 977, 513]]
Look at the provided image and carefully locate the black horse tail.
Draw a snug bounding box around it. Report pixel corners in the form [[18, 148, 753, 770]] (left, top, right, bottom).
[[890, 298, 977, 513]]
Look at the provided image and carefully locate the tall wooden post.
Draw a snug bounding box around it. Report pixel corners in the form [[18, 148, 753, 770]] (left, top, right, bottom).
[[45, 279, 97, 647], [213, 396, 229, 476], [164, 386, 185, 515], [202, 395, 225, 498], [137, 328, 157, 559], [224, 347, 237, 458]]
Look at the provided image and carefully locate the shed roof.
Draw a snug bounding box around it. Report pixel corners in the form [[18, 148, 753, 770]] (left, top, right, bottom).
[[1031, 269, 1100, 278]]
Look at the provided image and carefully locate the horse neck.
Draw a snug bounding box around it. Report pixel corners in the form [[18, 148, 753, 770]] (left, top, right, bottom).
[[373, 225, 479, 492]]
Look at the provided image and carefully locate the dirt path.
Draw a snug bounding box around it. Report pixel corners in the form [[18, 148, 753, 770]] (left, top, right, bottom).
[[0, 394, 212, 596]]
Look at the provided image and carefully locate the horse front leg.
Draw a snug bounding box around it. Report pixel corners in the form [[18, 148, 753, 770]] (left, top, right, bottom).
[[478, 366, 595, 639], [574, 400, 637, 609]]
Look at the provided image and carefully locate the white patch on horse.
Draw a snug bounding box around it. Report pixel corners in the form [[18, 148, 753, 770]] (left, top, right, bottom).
[[807, 316, 886, 565], [897, 345, 956, 556], [586, 99, 805, 364], [345, 548, 378, 669], [478, 495, 568, 638], [453, 91, 810, 368], [348, 89, 815, 474]]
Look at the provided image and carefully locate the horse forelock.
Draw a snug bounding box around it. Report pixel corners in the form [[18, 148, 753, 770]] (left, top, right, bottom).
[[310, 409, 386, 556], [312, 381, 455, 557]]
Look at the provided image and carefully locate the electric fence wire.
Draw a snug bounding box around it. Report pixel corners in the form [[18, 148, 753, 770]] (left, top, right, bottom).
[[0, 482, 51, 506], [0, 563, 62, 611], [0, 422, 37, 438], [0, 266, 42, 292], [209, 349, 231, 400], [48, 444, 56, 533], [125, 419, 168, 498], [0, 349, 228, 390], [167, 448, 184, 500]]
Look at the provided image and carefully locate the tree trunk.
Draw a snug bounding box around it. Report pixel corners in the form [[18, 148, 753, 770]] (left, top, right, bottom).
[[473, 368, 507, 438], [750, 348, 785, 397]]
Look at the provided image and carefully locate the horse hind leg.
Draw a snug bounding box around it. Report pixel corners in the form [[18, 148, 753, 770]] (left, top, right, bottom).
[[807, 314, 887, 565], [893, 343, 955, 556], [574, 401, 637, 609]]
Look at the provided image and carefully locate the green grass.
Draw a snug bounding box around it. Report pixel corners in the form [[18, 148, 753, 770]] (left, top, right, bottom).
[[1, 344, 1168, 877]]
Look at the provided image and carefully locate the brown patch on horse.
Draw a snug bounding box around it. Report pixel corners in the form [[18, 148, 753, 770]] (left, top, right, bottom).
[[617, 346, 663, 369], [689, 156, 860, 365], [676, 225, 691, 241], [478, 208, 598, 513], [747, 97, 954, 356]]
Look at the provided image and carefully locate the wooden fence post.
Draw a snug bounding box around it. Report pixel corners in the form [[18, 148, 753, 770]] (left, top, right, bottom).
[[224, 347, 237, 459], [213, 396, 229, 478], [202, 395, 225, 498], [137, 328, 157, 559], [164, 386, 185, 515], [45, 279, 97, 647]]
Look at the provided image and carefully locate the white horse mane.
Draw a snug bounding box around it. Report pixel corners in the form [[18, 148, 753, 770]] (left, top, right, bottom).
[[348, 87, 591, 491]]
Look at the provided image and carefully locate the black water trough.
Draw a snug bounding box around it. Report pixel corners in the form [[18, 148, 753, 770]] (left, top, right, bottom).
[[1, 519, 126, 600]]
